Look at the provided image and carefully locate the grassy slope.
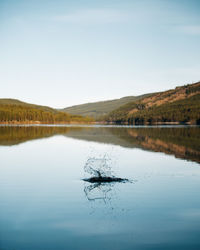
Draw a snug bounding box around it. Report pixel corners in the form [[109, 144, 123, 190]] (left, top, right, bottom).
[[61, 94, 151, 119], [105, 82, 200, 124]]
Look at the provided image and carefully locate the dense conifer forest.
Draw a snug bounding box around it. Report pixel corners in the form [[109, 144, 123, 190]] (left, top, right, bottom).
[[0, 99, 93, 124], [103, 82, 200, 125]]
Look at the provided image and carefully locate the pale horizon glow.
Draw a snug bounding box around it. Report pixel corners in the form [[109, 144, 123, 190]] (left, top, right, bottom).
[[0, 0, 200, 108]]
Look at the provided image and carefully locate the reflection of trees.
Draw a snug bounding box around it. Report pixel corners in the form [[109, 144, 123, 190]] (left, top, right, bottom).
[[66, 127, 200, 164], [0, 125, 199, 163], [0, 126, 82, 146]]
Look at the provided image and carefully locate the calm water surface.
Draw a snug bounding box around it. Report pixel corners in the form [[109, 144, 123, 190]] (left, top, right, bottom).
[[0, 125, 200, 250]]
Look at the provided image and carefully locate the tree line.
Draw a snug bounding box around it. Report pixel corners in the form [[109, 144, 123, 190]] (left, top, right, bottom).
[[104, 94, 200, 125], [0, 104, 94, 123]]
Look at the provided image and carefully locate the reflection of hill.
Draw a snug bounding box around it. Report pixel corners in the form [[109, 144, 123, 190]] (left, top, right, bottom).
[[126, 128, 200, 163], [0, 126, 77, 146], [64, 127, 200, 164], [0, 125, 199, 163]]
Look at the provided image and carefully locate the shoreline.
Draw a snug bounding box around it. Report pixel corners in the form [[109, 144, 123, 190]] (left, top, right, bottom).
[[0, 121, 95, 125], [0, 122, 199, 127]]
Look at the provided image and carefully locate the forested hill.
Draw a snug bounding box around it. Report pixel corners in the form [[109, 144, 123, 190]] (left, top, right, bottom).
[[1, 81, 200, 124], [104, 81, 200, 125], [61, 94, 151, 119], [0, 99, 93, 124]]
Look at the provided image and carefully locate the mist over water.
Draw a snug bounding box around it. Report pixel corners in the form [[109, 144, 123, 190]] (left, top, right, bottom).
[[0, 125, 200, 250]]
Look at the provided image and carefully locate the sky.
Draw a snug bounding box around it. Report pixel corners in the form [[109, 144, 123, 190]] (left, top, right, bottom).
[[0, 0, 200, 108]]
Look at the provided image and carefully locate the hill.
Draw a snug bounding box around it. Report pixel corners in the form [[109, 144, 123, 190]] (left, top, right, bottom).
[[1, 81, 199, 124], [0, 99, 93, 124], [61, 94, 151, 119], [104, 81, 200, 125]]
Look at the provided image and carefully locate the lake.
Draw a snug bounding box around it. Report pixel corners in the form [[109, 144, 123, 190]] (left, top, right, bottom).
[[0, 125, 200, 250]]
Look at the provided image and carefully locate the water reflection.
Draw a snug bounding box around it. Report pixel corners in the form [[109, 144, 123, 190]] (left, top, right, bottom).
[[0, 125, 200, 250], [83, 156, 114, 204], [83, 156, 130, 204], [0, 125, 200, 163], [84, 182, 114, 203]]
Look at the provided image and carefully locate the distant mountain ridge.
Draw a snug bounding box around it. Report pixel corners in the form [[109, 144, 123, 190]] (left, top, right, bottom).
[[60, 94, 151, 119]]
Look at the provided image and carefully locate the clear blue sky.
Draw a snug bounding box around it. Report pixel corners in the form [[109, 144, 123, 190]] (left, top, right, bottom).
[[0, 0, 200, 108]]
